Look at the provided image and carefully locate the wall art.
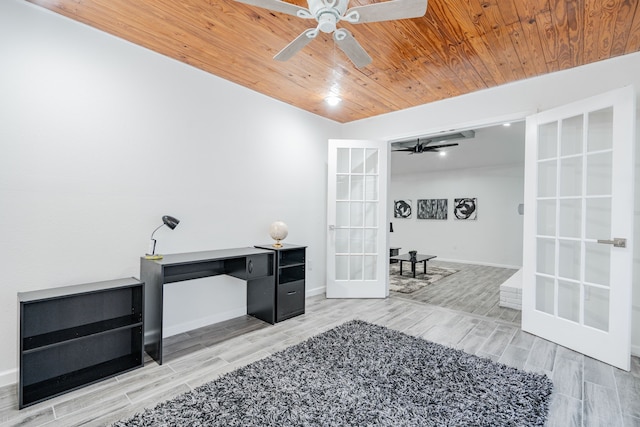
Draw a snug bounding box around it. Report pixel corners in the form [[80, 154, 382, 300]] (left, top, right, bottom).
[[393, 200, 412, 218], [417, 199, 448, 220], [454, 198, 477, 220]]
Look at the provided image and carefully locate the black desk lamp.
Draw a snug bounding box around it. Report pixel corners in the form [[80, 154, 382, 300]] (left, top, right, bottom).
[[146, 215, 180, 259]]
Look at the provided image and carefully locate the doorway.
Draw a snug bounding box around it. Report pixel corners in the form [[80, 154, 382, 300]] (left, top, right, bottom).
[[388, 122, 526, 322]]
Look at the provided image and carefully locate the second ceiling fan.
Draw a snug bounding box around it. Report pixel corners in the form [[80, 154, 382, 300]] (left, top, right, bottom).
[[234, 0, 428, 68], [391, 130, 475, 154]]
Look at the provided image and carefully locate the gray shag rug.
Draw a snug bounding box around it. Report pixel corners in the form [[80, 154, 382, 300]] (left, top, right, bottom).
[[389, 262, 457, 293], [113, 320, 553, 427]]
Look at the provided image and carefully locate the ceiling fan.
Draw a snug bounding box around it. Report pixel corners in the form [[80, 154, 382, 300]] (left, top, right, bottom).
[[234, 0, 428, 68], [391, 130, 475, 154], [392, 140, 459, 154]]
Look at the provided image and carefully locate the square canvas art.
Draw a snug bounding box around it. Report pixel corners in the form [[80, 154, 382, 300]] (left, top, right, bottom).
[[394, 200, 412, 218], [417, 199, 448, 220], [454, 198, 477, 220]]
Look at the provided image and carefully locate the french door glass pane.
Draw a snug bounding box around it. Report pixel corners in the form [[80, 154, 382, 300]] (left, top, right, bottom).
[[538, 122, 558, 160], [586, 152, 612, 196], [536, 237, 555, 275], [537, 199, 556, 236], [538, 160, 557, 197], [585, 198, 611, 240], [536, 275, 555, 314], [336, 175, 349, 200], [335, 229, 349, 253], [558, 280, 580, 322], [365, 149, 378, 174], [351, 176, 364, 200], [336, 202, 349, 227], [350, 229, 363, 253], [558, 239, 581, 280], [561, 115, 584, 156], [336, 255, 348, 280], [365, 202, 377, 227], [337, 148, 349, 173], [559, 156, 582, 197], [558, 199, 581, 238], [350, 255, 363, 280], [351, 149, 364, 173], [585, 242, 610, 286], [365, 176, 378, 201], [364, 255, 377, 280], [350, 202, 363, 227], [364, 229, 377, 253], [584, 286, 609, 331], [587, 107, 613, 151]]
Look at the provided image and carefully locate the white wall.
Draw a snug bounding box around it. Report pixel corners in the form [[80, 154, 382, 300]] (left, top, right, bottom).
[[2, 0, 640, 388], [0, 0, 340, 386], [390, 163, 524, 268]]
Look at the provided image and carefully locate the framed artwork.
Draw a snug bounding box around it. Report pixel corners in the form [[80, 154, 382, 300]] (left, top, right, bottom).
[[417, 199, 448, 220], [394, 200, 412, 218], [454, 198, 477, 220]]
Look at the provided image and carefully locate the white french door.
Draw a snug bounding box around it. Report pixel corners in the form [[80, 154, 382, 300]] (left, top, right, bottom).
[[522, 86, 636, 370], [326, 139, 389, 298]]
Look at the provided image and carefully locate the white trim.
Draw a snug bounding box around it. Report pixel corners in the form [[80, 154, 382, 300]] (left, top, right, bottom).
[[433, 257, 522, 270], [0, 369, 17, 388], [306, 285, 325, 297]]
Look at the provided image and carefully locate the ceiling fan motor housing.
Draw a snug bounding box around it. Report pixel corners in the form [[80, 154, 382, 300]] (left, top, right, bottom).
[[308, 0, 348, 32]]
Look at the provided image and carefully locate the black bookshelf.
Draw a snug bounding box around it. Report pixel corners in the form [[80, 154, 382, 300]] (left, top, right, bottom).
[[18, 278, 144, 409]]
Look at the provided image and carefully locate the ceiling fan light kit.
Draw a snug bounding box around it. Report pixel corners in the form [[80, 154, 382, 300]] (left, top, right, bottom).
[[235, 0, 428, 68]]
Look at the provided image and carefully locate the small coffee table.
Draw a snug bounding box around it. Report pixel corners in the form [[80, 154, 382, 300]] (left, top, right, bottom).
[[390, 253, 437, 278]]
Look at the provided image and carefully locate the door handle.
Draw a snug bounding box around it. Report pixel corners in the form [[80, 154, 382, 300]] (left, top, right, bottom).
[[597, 237, 627, 248]]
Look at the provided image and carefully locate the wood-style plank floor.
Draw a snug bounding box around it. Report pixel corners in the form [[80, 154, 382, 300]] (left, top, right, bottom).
[[1, 263, 639, 426]]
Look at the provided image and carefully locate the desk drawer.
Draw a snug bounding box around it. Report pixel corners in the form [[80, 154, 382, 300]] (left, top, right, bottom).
[[277, 280, 305, 322]]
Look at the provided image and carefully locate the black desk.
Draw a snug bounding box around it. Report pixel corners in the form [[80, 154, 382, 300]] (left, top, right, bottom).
[[140, 247, 275, 365]]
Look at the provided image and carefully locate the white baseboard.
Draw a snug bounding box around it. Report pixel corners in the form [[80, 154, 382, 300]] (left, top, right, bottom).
[[632, 344, 640, 357], [306, 284, 325, 297], [0, 369, 17, 388], [433, 257, 522, 270]]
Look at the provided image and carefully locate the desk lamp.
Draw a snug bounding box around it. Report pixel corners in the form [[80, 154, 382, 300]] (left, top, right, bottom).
[[146, 215, 180, 259]]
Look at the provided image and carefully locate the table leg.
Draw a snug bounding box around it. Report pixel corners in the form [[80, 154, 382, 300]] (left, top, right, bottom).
[[423, 260, 427, 275], [399, 260, 403, 275], [411, 262, 416, 278]]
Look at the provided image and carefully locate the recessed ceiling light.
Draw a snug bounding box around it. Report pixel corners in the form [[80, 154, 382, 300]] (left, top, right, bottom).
[[325, 95, 341, 106], [439, 151, 446, 157], [503, 122, 511, 127]]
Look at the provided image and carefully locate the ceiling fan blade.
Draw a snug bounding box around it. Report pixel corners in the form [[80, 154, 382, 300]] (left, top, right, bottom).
[[333, 29, 372, 68], [234, 0, 309, 18], [345, 0, 428, 24], [274, 29, 317, 61], [422, 142, 459, 150], [392, 148, 415, 152]]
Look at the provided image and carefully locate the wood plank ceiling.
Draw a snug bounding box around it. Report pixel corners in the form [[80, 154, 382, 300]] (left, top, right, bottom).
[[26, 0, 640, 123]]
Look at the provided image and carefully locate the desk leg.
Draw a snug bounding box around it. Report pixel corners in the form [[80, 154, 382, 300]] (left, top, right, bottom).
[[412, 262, 416, 278], [140, 259, 163, 365]]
